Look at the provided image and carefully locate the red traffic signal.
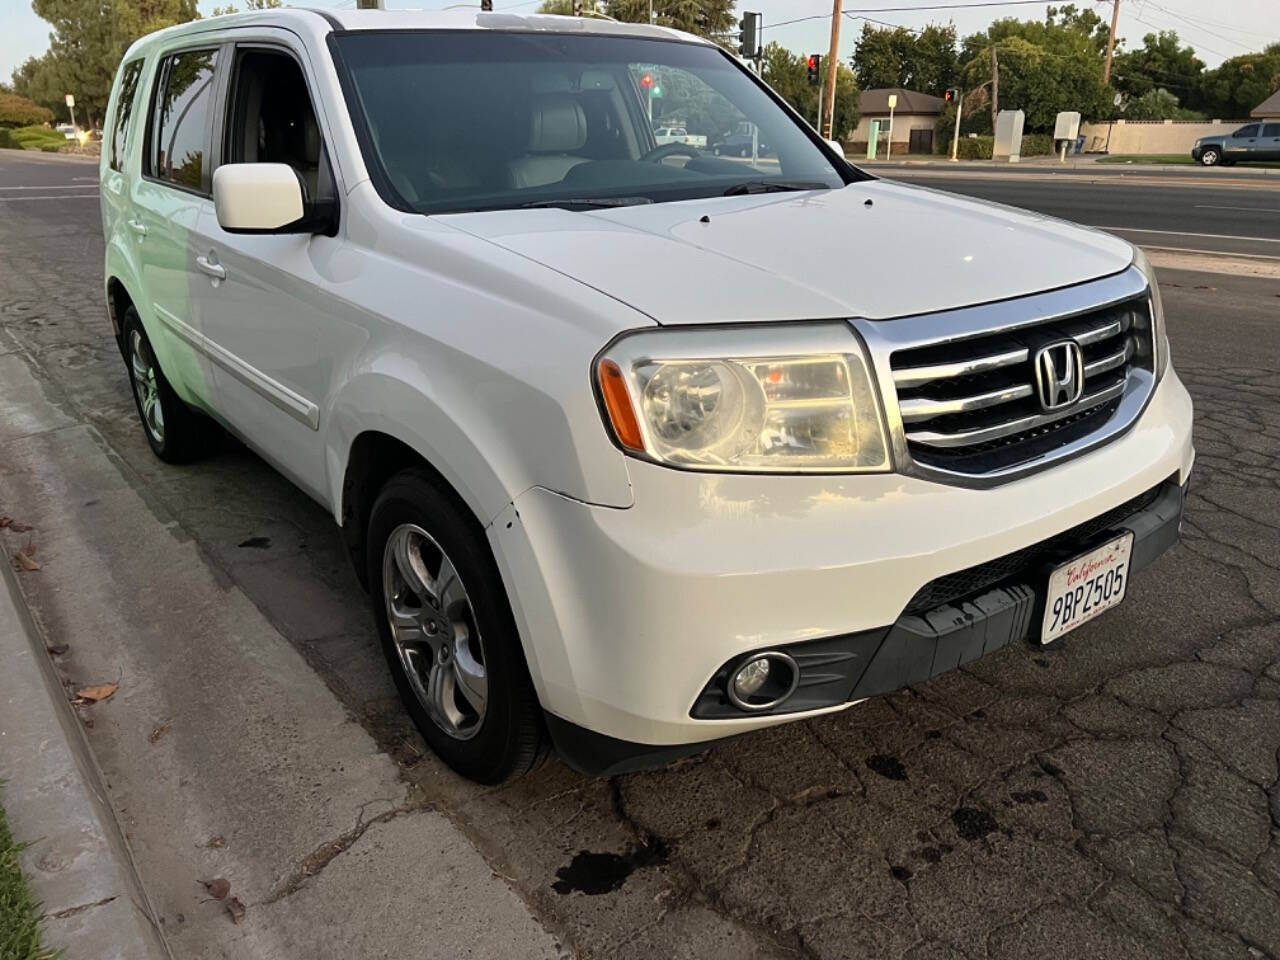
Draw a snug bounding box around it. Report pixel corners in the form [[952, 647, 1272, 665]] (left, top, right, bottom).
[[806, 53, 821, 87], [944, 89, 955, 101], [640, 72, 653, 88]]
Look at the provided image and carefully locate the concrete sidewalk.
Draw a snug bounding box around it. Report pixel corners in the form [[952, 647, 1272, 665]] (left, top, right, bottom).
[[1, 552, 170, 960], [0, 341, 563, 957]]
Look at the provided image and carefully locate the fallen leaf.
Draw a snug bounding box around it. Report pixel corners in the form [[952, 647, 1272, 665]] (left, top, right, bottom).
[[8, 522, 32, 533], [202, 877, 231, 900], [74, 682, 119, 703], [148, 721, 171, 744], [0, 516, 10, 528], [226, 897, 246, 924], [205, 835, 226, 849], [47, 643, 69, 657], [14, 549, 40, 572]]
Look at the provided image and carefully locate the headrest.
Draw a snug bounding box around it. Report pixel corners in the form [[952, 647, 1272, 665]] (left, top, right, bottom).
[[528, 95, 587, 154]]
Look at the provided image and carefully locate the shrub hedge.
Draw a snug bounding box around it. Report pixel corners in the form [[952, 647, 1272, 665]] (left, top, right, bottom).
[[937, 132, 1056, 159], [0, 128, 15, 149]]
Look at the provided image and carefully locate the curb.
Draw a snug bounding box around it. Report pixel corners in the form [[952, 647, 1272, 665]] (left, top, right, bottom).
[[0, 554, 171, 960]]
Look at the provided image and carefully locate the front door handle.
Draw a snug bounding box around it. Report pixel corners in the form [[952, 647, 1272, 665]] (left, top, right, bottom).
[[126, 219, 147, 237], [196, 254, 226, 281]]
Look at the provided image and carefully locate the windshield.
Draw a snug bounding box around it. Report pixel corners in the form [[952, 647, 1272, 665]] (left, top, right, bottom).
[[332, 31, 854, 214]]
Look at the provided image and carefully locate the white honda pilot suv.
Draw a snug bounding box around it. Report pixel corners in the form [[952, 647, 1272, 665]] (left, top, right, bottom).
[[101, 10, 1193, 783]]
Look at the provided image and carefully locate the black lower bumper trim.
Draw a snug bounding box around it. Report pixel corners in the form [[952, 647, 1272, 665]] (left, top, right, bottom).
[[542, 711, 734, 777]]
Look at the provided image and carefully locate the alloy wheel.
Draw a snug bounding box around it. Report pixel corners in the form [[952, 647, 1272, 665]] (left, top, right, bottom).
[[129, 329, 165, 443], [382, 523, 487, 740]]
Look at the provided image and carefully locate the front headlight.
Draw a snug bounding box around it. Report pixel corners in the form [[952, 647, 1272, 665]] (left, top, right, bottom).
[[595, 323, 889, 472], [1132, 246, 1170, 379]]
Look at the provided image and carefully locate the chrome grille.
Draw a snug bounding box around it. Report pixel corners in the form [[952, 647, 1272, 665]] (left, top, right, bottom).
[[889, 297, 1154, 475]]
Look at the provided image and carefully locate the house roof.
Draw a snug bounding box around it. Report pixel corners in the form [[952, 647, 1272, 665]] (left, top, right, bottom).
[[1252, 88, 1280, 118], [859, 88, 946, 116]]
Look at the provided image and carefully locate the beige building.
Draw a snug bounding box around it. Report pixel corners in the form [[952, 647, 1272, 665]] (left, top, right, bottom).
[[849, 88, 945, 155]]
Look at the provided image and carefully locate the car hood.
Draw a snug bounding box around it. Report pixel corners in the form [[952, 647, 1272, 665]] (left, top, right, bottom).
[[443, 179, 1135, 324]]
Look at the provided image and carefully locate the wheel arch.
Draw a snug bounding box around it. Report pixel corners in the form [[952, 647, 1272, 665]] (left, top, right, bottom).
[[328, 376, 513, 590]]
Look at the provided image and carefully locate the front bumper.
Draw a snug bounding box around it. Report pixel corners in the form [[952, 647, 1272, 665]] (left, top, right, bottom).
[[488, 368, 1194, 767]]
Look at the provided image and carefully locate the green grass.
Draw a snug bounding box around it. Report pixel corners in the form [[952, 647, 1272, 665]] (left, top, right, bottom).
[[0, 790, 56, 960], [1097, 153, 1280, 168]]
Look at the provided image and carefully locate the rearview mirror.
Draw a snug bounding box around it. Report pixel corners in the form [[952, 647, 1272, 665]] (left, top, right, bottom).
[[213, 163, 308, 233]]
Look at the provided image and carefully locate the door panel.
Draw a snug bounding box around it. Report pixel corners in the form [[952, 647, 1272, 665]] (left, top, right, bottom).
[[1262, 123, 1280, 161], [132, 47, 222, 409], [195, 41, 360, 507]]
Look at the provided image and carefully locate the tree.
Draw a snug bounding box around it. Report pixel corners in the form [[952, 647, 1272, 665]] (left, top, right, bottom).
[[604, 0, 735, 45], [13, 0, 199, 128], [851, 23, 958, 96], [1123, 87, 1203, 121], [1196, 43, 1280, 119], [1110, 30, 1204, 105], [211, 0, 283, 17], [0, 89, 55, 127], [762, 42, 859, 140], [957, 5, 1112, 134]]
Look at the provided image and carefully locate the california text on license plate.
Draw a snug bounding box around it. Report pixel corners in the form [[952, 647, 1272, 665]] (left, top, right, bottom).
[[1041, 532, 1135, 643]]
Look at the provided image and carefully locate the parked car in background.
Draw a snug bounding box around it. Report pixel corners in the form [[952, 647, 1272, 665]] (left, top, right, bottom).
[[55, 123, 77, 140], [1192, 122, 1280, 165], [102, 9, 1192, 786], [654, 125, 688, 144], [712, 130, 771, 156]]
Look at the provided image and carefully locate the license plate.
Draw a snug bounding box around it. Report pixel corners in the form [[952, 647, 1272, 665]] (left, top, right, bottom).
[[1041, 532, 1134, 643]]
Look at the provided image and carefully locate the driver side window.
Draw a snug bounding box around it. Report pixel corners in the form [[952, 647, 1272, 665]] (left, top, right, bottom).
[[223, 47, 333, 206]]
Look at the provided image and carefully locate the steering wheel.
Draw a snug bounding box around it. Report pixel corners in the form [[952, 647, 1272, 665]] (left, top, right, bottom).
[[640, 142, 702, 163]]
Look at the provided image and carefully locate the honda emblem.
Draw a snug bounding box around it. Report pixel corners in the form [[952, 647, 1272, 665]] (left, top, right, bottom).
[[1034, 340, 1084, 411]]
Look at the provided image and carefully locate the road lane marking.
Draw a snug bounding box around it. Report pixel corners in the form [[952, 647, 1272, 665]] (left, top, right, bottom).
[[1144, 247, 1280, 279], [1193, 204, 1280, 213], [0, 184, 100, 191], [1099, 226, 1280, 244], [0, 194, 98, 201]]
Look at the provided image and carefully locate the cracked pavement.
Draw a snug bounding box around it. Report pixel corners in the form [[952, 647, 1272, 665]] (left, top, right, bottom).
[[1, 152, 1278, 958]]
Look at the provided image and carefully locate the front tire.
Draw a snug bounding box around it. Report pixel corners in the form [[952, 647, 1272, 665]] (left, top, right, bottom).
[[121, 307, 215, 463], [1200, 147, 1220, 166], [367, 468, 545, 783]]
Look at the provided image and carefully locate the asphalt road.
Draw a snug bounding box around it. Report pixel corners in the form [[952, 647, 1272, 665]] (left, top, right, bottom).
[[2, 149, 1280, 960], [874, 166, 1280, 260]]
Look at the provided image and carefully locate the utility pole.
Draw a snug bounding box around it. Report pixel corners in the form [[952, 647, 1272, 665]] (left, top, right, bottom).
[[821, 0, 841, 139], [950, 89, 963, 161], [990, 44, 999, 134], [1103, 0, 1121, 84]]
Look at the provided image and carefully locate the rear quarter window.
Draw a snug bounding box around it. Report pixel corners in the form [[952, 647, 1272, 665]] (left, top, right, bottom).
[[109, 60, 145, 172]]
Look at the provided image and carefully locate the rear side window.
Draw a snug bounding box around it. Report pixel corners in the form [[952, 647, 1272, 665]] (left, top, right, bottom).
[[149, 48, 219, 192], [1233, 124, 1260, 138], [1264, 123, 1280, 138], [109, 60, 144, 172]]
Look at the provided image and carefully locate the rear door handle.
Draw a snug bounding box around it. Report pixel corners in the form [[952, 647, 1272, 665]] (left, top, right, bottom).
[[126, 219, 147, 237], [195, 255, 226, 281]]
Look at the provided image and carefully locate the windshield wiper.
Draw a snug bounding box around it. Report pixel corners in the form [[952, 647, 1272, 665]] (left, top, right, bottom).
[[520, 196, 654, 210], [722, 180, 832, 196]]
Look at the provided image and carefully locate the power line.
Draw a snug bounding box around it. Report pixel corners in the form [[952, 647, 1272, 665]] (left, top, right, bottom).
[[1140, 0, 1257, 54], [767, 0, 1052, 31]]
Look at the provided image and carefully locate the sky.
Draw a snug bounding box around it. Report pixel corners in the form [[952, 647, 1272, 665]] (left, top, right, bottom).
[[2, 0, 1276, 84]]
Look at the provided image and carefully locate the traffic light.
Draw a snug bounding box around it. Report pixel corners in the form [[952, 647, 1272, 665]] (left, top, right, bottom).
[[944, 89, 954, 102], [640, 72, 653, 89], [737, 12, 761, 59], [807, 54, 821, 87]]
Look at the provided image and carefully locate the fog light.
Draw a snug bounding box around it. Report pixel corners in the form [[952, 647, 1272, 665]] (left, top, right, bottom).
[[733, 658, 771, 698], [726, 651, 799, 712]]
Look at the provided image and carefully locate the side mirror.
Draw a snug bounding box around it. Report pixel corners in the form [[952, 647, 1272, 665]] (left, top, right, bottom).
[[825, 138, 846, 158], [213, 163, 310, 233]]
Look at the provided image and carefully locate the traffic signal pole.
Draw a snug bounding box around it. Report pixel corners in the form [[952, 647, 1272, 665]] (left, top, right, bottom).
[[821, 0, 841, 139]]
